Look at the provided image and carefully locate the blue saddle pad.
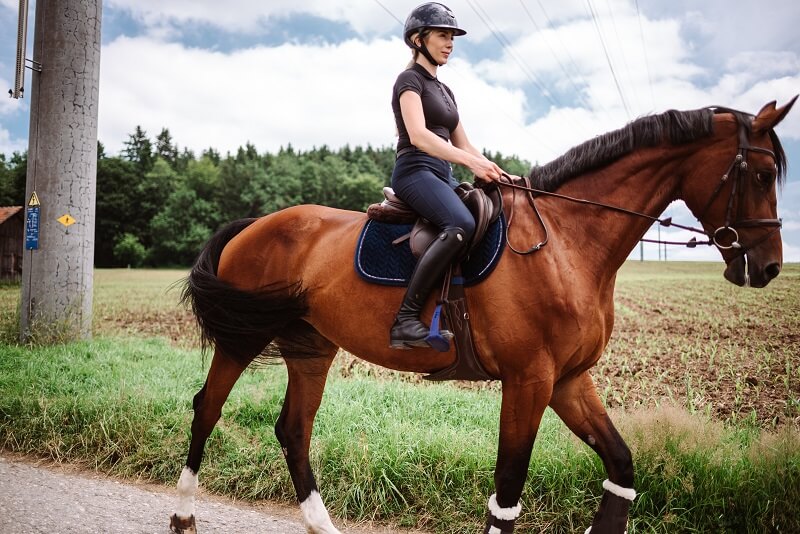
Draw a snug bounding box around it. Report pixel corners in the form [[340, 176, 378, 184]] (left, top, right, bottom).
[[354, 214, 506, 287]]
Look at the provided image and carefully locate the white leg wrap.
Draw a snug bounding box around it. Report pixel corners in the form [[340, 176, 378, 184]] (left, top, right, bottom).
[[175, 466, 198, 519], [488, 493, 522, 521], [300, 490, 341, 534], [585, 480, 635, 534], [602, 479, 637, 501]]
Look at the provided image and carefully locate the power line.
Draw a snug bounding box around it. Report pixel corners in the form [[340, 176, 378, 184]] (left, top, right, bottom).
[[465, 0, 600, 145], [516, 0, 594, 112], [530, 0, 616, 124], [634, 0, 657, 110], [465, 0, 562, 109], [602, 0, 641, 113], [584, 0, 632, 119], [371, 0, 403, 25], [465, 0, 603, 141], [534, 0, 594, 96]]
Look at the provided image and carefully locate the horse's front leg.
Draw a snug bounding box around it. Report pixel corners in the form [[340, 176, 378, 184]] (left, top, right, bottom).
[[485, 375, 554, 534], [549, 372, 635, 534]]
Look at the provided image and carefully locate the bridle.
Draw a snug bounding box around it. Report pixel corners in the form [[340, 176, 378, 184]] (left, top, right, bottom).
[[692, 109, 782, 256], [497, 112, 782, 258]]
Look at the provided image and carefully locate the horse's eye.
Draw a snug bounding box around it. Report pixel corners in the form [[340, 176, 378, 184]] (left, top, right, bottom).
[[755, 171, 775, 186]]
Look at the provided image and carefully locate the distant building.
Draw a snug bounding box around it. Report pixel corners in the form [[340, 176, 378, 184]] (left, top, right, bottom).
[[0, 206, 23, 281]]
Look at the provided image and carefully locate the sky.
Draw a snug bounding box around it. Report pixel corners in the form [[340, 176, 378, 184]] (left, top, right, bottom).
[[1, 0, 799, 262]]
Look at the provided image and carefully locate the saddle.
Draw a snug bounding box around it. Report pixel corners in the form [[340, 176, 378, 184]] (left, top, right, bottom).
[[366, 182, 502, 381], [367, 182, 503, 257]]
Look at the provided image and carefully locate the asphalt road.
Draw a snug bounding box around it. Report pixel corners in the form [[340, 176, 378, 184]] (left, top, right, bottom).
[[0, 453, 350, 534]]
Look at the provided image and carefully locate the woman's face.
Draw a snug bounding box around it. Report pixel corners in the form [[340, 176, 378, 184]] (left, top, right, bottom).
[[418, 29, 455, 65]]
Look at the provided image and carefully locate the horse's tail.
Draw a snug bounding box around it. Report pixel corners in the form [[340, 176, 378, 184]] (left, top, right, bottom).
[[181, 218, 309, 367]]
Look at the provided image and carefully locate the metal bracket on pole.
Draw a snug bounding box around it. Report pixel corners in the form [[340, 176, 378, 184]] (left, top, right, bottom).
[[26, 58, 42, 72]]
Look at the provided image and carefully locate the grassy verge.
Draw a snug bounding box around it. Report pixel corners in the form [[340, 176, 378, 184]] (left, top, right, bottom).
[[1, 338, 797, 532]]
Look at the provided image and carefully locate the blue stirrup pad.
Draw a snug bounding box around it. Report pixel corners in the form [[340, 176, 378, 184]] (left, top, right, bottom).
[[425, 303, 450, 352], [354, 214, 506, 287]]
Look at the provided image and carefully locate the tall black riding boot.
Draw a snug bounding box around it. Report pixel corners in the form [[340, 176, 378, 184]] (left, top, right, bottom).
[[390, 227, 467, 349]]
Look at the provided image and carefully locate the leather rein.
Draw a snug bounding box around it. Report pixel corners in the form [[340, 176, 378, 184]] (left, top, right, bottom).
[[496, 117, 782, 258]]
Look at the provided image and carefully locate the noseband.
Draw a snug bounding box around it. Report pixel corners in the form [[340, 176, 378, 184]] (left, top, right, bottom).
[[498, 112, 782, 257]]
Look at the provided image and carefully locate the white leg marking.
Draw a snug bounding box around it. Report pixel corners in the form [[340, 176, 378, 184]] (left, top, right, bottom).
[[488, 527, 503, 534], [175, 466, 198, 519], [300, 490, 341, 534], [488, 493, 522, 521], [602, 479, 637, 501]]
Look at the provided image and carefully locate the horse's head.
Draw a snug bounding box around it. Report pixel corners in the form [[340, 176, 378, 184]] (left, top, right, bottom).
[[681, 97, 796, 288]]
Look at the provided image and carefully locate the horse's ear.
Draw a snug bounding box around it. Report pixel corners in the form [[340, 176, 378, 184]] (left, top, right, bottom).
[[753, 95, 798, 133]]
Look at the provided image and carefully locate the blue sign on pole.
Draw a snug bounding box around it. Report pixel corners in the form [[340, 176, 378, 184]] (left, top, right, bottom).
[[25, 206, 40, 250], [26, 191, 41, 250]]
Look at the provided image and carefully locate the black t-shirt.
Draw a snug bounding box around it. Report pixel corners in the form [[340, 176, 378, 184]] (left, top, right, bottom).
[[392, 63, 460, 153]]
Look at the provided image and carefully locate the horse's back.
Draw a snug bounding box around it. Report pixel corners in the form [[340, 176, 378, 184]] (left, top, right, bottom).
[[217, 205, 366, 290]]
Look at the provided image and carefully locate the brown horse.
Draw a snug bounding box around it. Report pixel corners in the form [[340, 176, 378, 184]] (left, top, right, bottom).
[[169, 98, 796, 534]]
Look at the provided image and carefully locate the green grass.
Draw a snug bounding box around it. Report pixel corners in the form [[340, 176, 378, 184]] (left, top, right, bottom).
[[0, 337, 798, 532]]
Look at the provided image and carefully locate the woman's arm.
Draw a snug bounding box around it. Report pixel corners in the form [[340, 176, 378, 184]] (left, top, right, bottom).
[[450, 121, 485, 159], [399, 91, 503, 181]]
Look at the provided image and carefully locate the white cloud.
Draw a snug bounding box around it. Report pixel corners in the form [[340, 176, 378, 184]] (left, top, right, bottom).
[[99, 34, 548, 162], [0, 90, 23, 116], [105, 0, 399, 36], [0, 127, 26, 155], [0, 73, 26, 155], [100, 36, 400, 154]]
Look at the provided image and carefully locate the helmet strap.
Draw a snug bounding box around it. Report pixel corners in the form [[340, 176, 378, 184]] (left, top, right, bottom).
[[412, 41, 441, 67]]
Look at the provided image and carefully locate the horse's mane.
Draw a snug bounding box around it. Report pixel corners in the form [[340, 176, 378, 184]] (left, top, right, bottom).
[[529, 107, 788, 190]]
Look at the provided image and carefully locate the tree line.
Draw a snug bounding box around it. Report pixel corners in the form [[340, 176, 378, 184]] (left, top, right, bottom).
[[0, 127, 531, 267]]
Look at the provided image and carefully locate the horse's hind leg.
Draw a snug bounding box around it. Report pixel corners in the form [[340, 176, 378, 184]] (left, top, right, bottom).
[[274, 323, 341, 534], [170, 349, 249, 533], [549, 372, 635, 534]]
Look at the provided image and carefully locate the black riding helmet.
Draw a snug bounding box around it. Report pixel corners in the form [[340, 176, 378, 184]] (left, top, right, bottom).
[[403, 2, 466, 67]]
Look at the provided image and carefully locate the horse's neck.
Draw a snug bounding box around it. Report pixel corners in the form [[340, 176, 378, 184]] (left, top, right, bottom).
[[545, 148, 685, 278]]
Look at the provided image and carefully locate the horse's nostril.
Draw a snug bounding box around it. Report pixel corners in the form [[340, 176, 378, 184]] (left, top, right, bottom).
[[765, 263, 781, 280]]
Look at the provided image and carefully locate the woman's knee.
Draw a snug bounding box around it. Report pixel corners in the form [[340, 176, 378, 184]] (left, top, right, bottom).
[[450, 214, 476, 241]]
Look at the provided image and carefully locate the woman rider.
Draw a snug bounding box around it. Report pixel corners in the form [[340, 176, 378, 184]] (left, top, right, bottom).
[[390, 2, 504, 349]]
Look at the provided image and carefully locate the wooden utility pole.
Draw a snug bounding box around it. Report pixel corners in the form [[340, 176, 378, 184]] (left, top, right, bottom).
[[20, 0, 102, 342]]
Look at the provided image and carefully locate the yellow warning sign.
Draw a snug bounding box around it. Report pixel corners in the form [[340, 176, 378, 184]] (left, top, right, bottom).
[[57, 214, 76, 227], [28, 191, 40, 206]]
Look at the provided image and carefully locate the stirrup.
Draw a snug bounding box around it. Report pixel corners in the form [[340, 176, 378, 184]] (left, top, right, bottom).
[[425, 303, 451, 352]]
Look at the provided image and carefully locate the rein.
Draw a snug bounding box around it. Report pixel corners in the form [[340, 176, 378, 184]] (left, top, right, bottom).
[[497, 118, 782, 257]]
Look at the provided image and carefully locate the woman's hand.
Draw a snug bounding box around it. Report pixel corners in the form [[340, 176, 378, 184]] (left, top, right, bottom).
[[469, 155, 504, 182]]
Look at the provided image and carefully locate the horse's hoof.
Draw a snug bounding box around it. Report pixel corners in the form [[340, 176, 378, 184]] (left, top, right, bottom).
[[170, 514, 197, 533]]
